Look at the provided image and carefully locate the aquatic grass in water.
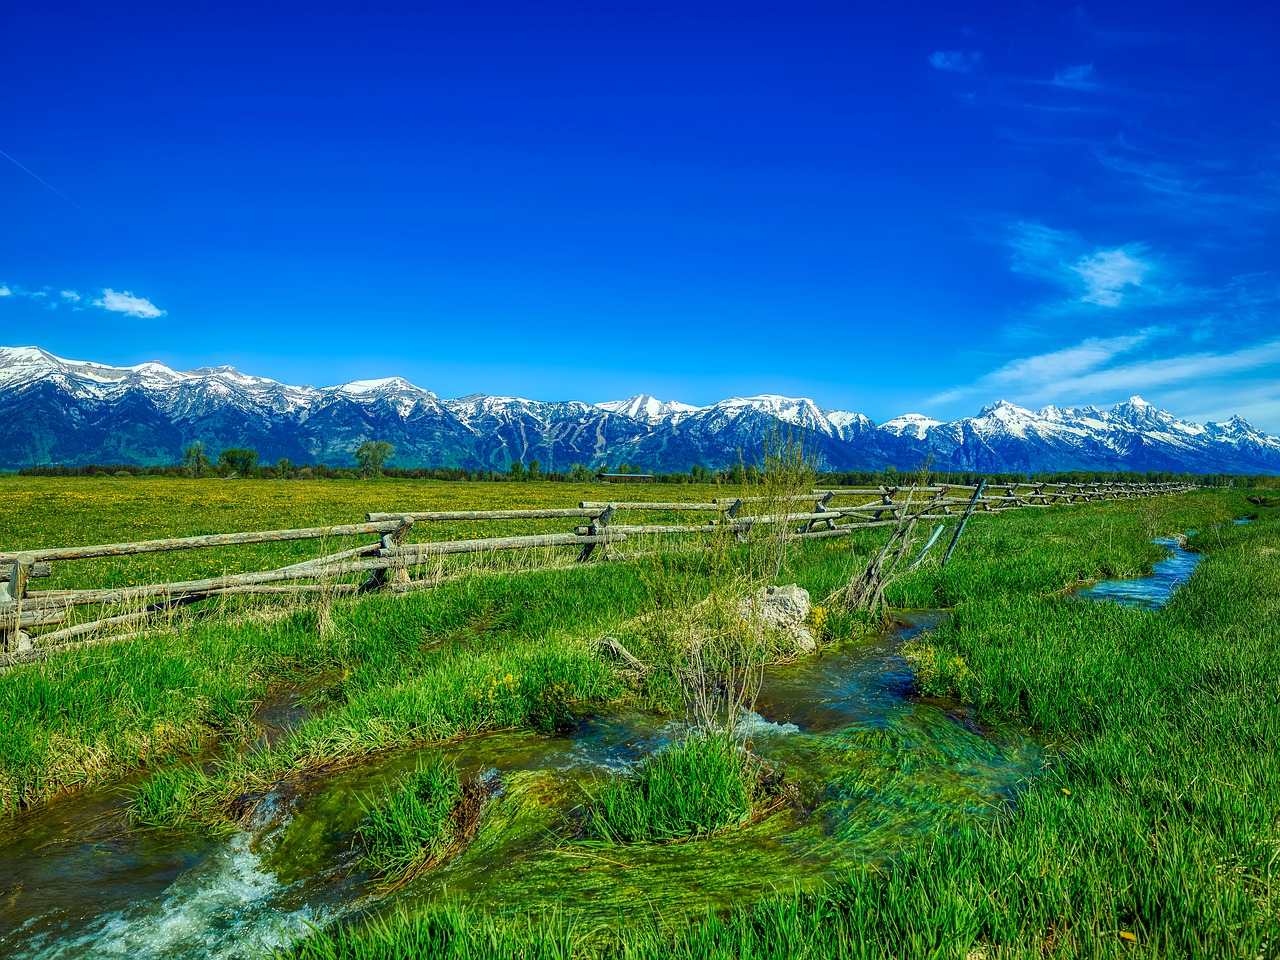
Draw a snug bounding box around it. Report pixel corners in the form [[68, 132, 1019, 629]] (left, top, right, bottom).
[[359, 754, 463, 878], [282, 904, 577, 960], [126, 634, 622, 827], [587, 732, 755, 843]]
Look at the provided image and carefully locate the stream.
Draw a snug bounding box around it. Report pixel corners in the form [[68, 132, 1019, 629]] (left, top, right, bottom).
[[0, 614, 1045, 959], [1075, 519, 1249, 609]]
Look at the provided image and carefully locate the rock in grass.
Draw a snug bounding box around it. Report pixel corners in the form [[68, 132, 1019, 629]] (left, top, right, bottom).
[[737, 584, 816, 653]]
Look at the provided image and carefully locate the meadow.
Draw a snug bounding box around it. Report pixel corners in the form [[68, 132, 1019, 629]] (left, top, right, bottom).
[[0, 475, 1274, 958]]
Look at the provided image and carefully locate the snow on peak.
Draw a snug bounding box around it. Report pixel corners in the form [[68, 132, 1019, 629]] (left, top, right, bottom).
[[597, 394, 699, 422], [1110, 395, 1173, 427], [880, 413, 943, 439], [972, 400, 1041, 438], [0, 346, 61, 381], [0, 345, 57, 364], [335, 376, 431, 397], [826, 409, 875, 430], [978, 399, 1035, 417], [730, 395, 823, 420], [1207, 415, 1263, 439], [448, 394, 538, 414]]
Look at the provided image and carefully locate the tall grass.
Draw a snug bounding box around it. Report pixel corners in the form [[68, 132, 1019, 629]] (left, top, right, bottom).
[[587, 733, 755, 843], [359, 754, 463, 878], [282, 905, 577, 960]]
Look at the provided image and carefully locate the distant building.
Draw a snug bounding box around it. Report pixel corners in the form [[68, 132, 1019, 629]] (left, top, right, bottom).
[[595, 472, 655, 483]]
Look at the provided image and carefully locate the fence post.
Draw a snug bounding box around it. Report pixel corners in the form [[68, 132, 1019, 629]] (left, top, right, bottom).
[[2, 555, 35, 653], [363, 519, 415, 591], [873, 487, 897, 521], [942, 480, 986, 568], [802, 491, 836, 533], [577, 506, 614, 561]]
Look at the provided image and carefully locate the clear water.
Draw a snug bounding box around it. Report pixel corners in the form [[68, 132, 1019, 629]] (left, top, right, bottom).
[[1077, 520, 1250, 610], [0, 615, 1043, 958]]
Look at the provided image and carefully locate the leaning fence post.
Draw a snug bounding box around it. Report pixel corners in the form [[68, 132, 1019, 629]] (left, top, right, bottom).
[[802, 491, 836, 533], [942, 480, 986, 567], [577, 505, 614, 562], [363, 518, 415, 591], [382, 518, 415, 585], [907, 522, 947, 571]]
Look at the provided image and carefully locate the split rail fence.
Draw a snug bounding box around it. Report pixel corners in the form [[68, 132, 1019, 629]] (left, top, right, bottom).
[[1, 480, 1194, 663]]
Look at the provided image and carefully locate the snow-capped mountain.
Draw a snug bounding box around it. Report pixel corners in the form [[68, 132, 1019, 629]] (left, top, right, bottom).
[[1, 346, 1277, 474], [596, 395, 699, 424], [880, 414, 945, 440]]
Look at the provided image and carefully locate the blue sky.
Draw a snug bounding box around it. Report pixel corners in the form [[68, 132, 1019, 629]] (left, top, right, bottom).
[[2, 1, 1278, 430]]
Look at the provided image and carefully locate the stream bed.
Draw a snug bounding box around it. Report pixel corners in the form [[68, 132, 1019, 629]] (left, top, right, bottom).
[[0, 614, 1044, 959]]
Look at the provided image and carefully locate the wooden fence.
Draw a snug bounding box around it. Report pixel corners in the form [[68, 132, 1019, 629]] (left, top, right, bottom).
[[0, 480, 1194, 663]]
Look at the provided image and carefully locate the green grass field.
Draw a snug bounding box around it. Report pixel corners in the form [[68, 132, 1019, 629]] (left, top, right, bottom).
[[1, 477, 1275, 958]]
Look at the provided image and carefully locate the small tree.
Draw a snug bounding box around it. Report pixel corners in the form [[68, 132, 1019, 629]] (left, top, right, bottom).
[[509, 461, 525, 481], [277, 457, 295, 479], [355, 441, 396, 478], [182, 442, 210, 478], [218, 448, 258, 477], [569, 463, 592, 483], [527, 459, 541, 481]]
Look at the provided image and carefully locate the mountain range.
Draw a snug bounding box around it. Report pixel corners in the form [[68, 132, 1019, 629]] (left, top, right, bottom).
[[2, 346, 1277, 475]]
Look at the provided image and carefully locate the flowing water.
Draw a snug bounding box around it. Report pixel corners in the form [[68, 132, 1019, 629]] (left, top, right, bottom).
[[0, 614, 1043, 959], [1076, 520, 1250, 609]]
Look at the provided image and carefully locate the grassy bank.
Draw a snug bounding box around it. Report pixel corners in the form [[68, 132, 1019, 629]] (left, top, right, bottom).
[[2, 481, 1273, 956], [279, 491, 1275, 958]]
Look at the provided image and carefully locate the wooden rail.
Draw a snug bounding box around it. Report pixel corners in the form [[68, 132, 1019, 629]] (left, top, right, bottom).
[[0, 481, 1195, 661]]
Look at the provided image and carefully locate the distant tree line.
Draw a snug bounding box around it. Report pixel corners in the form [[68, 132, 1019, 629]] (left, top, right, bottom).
[[12, 447, 1277, 489]]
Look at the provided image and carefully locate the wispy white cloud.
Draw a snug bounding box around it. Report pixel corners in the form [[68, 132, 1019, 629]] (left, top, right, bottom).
[[929, 50, 982, 73], [988, 331, 1157, 384], [2, 282, 166, 317], [932, 336, 1280, 430], [1156, 378, 1280, 433], [929, 330, 1159, 404], [92, 289, 165, 319], [1009, 221, 1075, 278], [1041, 339, 1280, 400], [1072, 249, 1150, 306], [1008, 222, 1155, 309], [1095, 142, 1280, 217], [0, 283, 48, 302], [1054, 63, 1098, 89]]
